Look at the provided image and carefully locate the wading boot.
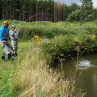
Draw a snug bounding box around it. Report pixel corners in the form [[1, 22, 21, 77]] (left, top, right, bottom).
[[2, 56, 7, 62], [8, 53, 14, 60]]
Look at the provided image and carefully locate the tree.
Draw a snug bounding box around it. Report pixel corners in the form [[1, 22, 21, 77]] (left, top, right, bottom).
[[80, 0, 93, 21], [68, 3, 80, 12], [67, 10, 80, 22], [0, 0, 96, 22]]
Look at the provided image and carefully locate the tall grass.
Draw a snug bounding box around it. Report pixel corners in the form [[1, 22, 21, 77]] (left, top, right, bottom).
[[11, 41, 85, 97], [1, 20, 97, 39]]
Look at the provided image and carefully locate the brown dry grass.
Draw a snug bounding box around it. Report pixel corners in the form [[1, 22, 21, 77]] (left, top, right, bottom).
[[12, 41, 85, 97]]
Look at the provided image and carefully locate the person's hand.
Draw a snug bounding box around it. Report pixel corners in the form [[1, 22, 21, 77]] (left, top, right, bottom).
[[15, 29, 17, 31], [2, 41, 6, 43]]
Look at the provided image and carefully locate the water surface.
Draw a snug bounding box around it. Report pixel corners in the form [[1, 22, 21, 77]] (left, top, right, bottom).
[[60, 53, 97, 97]]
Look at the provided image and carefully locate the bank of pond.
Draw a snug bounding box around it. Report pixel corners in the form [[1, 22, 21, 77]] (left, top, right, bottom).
[[42, 34, 97, 65], [1, 20, 97, 97], [6, 20, 97, 65]]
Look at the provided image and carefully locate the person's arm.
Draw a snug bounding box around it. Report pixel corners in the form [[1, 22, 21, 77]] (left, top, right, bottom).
[[0, 27, 5, 42], [16, 29, 20, 34], [9, 31, 14, 37]]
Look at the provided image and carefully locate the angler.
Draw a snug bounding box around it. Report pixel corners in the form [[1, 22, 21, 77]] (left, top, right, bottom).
[[0, 21, 14, 61], [9, 25, 19, 56]]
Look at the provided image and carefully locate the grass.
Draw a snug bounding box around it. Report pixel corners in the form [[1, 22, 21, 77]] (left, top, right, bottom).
[[11, 40, 85, 97], [0, 41, 29, 97], [0, 20, 97, 39], [0, 62, 12, 97], [0, 40, 85, 97], [1, 20, 96, 96]]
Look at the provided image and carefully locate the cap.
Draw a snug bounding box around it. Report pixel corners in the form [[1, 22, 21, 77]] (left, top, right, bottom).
[[11, 25, 16, 28], [3, 21, 10, 25]]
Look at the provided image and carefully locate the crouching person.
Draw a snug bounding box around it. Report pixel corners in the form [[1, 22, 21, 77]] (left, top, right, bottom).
[[0, 21, 14, 61], [9, 25, 19, 56]]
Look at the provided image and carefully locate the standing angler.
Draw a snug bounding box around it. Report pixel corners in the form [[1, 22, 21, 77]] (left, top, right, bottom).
[[9, 25, 19, 56], [0, 21, 14, 61]]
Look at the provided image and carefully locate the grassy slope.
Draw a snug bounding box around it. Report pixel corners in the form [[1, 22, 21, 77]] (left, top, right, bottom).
[[0, 40, 85, 97], [0, 42, 28, 97], [0, 61, 12, 97], [11, 41, 85, 97]]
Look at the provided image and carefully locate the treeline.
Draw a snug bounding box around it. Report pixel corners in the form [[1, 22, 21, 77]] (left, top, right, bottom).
[[0, 0, 55, 21], [0, 0, 97, 22]]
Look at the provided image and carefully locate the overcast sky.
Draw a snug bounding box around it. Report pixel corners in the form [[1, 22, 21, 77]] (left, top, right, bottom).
[[55, 0, 97, 8]]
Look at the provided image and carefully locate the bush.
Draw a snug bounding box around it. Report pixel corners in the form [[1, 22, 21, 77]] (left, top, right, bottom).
[[42, 33, 97, 65]]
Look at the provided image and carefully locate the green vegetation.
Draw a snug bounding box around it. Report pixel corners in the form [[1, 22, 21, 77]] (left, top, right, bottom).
[[42, 34, 97, 64], [0, 0, 96, 97], [0, 41, 85, 97], [1, 20, 97, 96], [80, 0, 93, 21], [11, 41, 85, 97], [0, 42, 28, 97], [1, 20, 97, 65], [67, 0, 94, 22], [67, 9, 80, 22], [0, 0, 97, 22]]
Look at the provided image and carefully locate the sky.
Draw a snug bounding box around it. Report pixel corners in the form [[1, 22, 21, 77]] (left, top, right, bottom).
[[55, 0, 97, 8]]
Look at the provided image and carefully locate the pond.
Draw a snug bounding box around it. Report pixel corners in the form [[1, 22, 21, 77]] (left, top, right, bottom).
[[57, 53, 97, 97]]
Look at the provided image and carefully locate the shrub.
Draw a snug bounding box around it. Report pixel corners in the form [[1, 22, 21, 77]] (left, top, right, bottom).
[[42, 33, 97, 65]]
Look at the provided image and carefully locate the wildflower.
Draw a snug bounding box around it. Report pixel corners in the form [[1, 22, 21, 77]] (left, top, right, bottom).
[[33, 35, 41, 41]]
